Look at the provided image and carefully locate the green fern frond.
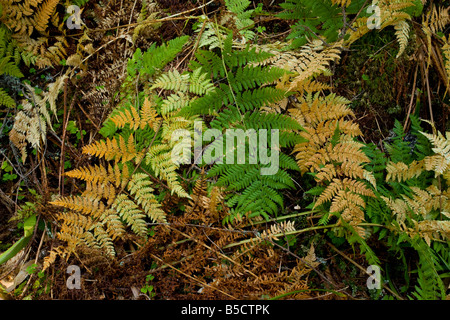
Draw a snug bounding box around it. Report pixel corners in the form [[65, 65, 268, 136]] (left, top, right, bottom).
[[0, 87, 15, 108], [112, 194, 148, 237], [127, 173, 166, 223]]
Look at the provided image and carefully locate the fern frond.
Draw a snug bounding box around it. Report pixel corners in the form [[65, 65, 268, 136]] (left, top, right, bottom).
[[0, 87, 16, 108], [386, 160, 425, 182], [50, 195, 106, 219], [394, 20, 410, 58], [145, 144, 190, 198], [112, 194, 147, 237], [82, 134, 142, 163], [33, 0, 59, 33], [151, 69, 190, 92], [0, 56, 24, 78], [127, 173, 166, 223]]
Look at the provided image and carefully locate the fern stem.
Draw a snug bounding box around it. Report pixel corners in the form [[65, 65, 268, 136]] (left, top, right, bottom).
[[224, 222, 388, 250], [243, 210, 320, 227], [223, 224, 339, 249]]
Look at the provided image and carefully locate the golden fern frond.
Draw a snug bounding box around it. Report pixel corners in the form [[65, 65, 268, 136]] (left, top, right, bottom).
[[416, 220, 450, 246], [291, 78, 332, 94], [330, 190, 366, 234], [289, 92, 353, 127], [315, 178, 375, 207], [346, 0, 415, 47], [82, 134, 143, 163], [56, 211, 93, 230], [110, 106, 142, 131], [423, 155, 449, 176], [110, 97, 161, 131], [386, 159, 425, 182], [338, 161, 366, 181], [66, 163, 129, 189], [331, 140, 371, 164], [402, 186, 444, 218], [382, 187, 450, 246], [421, 130, 450, 159], [141, 96, 161, 130], [288, 40, 342, 90], [65, 164, 109, 185], [50, 195, 106, 219], [314, 164, 338, 182], [33, 0, 59, 33], [42, 246, 69, 271], [83, 180, 116, 205], [381, 196, 410, 226]]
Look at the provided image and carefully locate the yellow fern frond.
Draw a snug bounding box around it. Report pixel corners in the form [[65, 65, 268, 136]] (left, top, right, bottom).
[[33, 0, 59, 33], [394, 20, 410, 58], [386, 160, 425, 182], [50, 195, 106, 219], [289, 92, 353, 127], [331, 141, 370, 164], [288, 40, 342, 90], [141, 96, 161, 130], [42, 246, 69, 271], [65, 164, 109, 185], [417, 220, 450, 246], [110, 106, 141, 131], [82, 134, 143, 163], [315, 178, 375, 208], [329, 190, 366, 226]]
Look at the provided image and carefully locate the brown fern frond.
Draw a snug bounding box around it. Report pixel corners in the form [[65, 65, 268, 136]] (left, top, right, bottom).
[[33, 0, 59, 33], [425, 5, 450, 34]]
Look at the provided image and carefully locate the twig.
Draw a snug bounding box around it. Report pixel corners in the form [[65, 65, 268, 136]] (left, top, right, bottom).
[[150, 253, 237, 299], [403, 63, 419, 131]]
